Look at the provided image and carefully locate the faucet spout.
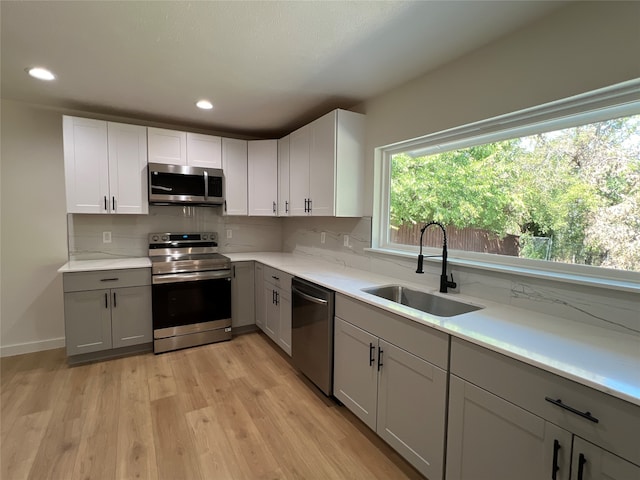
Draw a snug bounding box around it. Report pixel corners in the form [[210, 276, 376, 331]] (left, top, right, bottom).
[[415, 221, 457, 293]]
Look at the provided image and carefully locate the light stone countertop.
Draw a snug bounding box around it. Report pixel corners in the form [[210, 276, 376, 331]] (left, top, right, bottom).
[[57, 257, 151, 272], [58, 253, 640, 406]]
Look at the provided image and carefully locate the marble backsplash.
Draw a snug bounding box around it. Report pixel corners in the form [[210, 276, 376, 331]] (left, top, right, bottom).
[[67, 205, 282, 259], [281, 216, 640, 336], [68, 210, 639, 335]]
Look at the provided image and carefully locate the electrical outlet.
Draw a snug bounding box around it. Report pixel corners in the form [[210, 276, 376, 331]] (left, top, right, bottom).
[[102, 231, 112, 243], [343, 235, 349, 247], [226, 229, 232, 239], [321, 232, 326, 244]]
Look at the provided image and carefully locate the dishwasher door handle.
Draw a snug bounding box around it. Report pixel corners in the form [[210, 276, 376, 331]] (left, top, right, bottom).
[[292, 286, 328, 305]]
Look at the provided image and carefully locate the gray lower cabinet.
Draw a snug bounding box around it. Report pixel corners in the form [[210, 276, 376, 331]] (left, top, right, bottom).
[[334, 295, 449, 480], [231, 261, 255, 329], [571, 437, 640, 480], [254, 263, 265, 329], [447, 375, 572, 480], [448, 337, 640, 480], [262, 265, 292, 355], [63, 268, 152, 358]]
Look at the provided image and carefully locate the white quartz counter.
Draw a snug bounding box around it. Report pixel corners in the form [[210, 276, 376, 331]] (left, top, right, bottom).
[[227, 252, 640, 407], [58, 257, 151, 273]]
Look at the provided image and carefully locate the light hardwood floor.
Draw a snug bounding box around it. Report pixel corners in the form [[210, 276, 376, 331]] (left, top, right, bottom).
[[1, 332, 424, 480]]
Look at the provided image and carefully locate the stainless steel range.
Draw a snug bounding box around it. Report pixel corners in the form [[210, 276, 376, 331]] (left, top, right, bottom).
[[149, 232, 231, 353]]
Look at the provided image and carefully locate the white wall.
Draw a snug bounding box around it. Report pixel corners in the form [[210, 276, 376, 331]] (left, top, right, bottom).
[[362, 1, 640, 215], [0, 100, 69, 355]]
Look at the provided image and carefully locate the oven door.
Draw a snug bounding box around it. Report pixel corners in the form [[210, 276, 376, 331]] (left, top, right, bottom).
[[152, 269, 231, 339]]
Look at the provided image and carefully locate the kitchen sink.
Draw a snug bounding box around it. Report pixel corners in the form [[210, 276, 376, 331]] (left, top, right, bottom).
[[361, 285, 483, 317]]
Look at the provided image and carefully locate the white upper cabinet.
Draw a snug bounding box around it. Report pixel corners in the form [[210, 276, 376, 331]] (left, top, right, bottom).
[[107, 122, 148, 214], [147, 127, 221, 168], [63, 116, 148, 214], [222, 137, 248, 216], [277, 135, 290, 216], [248, 139, 278, 216], [288, 109, 365, 217], [147, 127, 187, 165], [186, 132, 222, 168], [289, 124, 311, 216]]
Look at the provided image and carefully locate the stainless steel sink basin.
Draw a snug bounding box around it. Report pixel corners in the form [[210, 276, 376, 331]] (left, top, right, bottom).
[[362, 285, 483, 317]]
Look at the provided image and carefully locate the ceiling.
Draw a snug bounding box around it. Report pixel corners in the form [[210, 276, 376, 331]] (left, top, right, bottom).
[[1, 1, 566, 138]]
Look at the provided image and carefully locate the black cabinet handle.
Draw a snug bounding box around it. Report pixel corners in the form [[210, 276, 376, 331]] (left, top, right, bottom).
[[304, 198, 308, 212], [104, 196, 108, 210], [272, 289, 276, 304], [113, 292, 117, 308], [112, 196, 116, 211], [551, 439, 561, 480], [100, 278, 119, 282], [377, 347, 383, 371], [577, 453, 587, 480], [369, 343, 375, 366], [275, 291, 279, 306], [104, 292, 108, 308], [224, 200, 227, 212], [272, 201, 276, 214], [272, 275, 279, 280], [545, 397, 599, 423], [232, 265, 236, 278], [308, 198, 312, 213], [285, 200, 289, 213]]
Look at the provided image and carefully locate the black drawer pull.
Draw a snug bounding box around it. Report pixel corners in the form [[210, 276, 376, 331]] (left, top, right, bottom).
[[272, 275, 279, 280], [544, 397, 599, 423], [377, 347, 383, 371], [100, 278, 119, 282], [369, 343, 375, 366]]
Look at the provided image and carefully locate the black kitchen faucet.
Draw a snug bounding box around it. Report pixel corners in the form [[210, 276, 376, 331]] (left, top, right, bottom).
[[416, 221, 457, 293]]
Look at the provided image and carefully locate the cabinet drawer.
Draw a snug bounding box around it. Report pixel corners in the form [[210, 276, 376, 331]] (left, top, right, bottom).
[[263, 266, 292, 291], [63, 268, 151, 292], [451, 337, 640, 465], [335, 294, 449, 370]]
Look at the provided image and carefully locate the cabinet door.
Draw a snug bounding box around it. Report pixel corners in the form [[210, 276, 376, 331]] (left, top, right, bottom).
[[64, 289, 113, 355], [147, 127, 187, 165], [447, 375, 573, 480], [107, 122, 148, 214], [111, 286, 152, 348], [277, 289, 291, 355], [377, 340, 449, 480], [277, 135, 290, 216], [309, 111, 336, 216], [222, 138, 248, 215], [263, 285, 279, 342], [333, 317, 379, 430], [571, 437, 640, 480], [187, 133, 222, 168], [248, 140, 278, 216], [254, 264, 265, 330], [63, 116, 109, 214], [288, 125, 310, 216], [231, 262, 255, 328]]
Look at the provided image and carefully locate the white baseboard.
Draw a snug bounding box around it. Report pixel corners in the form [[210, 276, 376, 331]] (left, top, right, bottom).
[[0, 337, 66, 358]]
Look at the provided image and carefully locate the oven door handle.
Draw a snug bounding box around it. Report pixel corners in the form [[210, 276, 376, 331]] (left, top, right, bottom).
[[152, 269, 231, 284]]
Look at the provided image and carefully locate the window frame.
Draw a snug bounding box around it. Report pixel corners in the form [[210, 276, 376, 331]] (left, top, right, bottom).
[[372, 79, 640, 288]]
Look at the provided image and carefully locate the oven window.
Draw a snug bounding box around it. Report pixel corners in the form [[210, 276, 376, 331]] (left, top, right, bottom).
[[151, 171, 206, 197], [152, 278, 231, 330]]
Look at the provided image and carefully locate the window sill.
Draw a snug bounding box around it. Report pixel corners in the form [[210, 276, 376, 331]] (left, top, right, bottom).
[[364, 247, 640, 294]]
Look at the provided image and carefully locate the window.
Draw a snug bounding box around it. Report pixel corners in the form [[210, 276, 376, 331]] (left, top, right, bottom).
[[375, 80, 640, 278]]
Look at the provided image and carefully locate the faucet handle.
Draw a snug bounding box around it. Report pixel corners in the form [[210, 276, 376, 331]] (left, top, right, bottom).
[[447, 273, 457, 289], [416, 254, 424, 274]]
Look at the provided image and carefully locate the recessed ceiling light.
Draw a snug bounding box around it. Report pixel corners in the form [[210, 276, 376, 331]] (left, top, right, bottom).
[[196, 99, 213, 110], [26, 67, 56, 81]]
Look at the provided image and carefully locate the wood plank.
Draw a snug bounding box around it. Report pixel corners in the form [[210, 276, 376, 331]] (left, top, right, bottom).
[[1, 332, 425, 480]]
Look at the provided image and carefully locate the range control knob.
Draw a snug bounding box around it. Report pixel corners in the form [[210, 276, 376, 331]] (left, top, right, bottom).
[[161, 235, 168, 241], [201, 234, 208, 240], [151, 235, 159, 242]]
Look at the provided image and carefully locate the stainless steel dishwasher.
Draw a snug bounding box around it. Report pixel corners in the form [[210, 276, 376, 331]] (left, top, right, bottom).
[[291, 277, 335, 396]]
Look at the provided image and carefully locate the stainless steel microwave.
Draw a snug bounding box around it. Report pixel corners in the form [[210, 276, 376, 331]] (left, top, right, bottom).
[[148, 163, 224, 206]]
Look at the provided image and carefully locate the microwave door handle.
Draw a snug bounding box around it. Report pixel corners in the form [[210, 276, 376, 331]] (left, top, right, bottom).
[[152, 185, 172, 192], [203, 170, 208, 200]]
